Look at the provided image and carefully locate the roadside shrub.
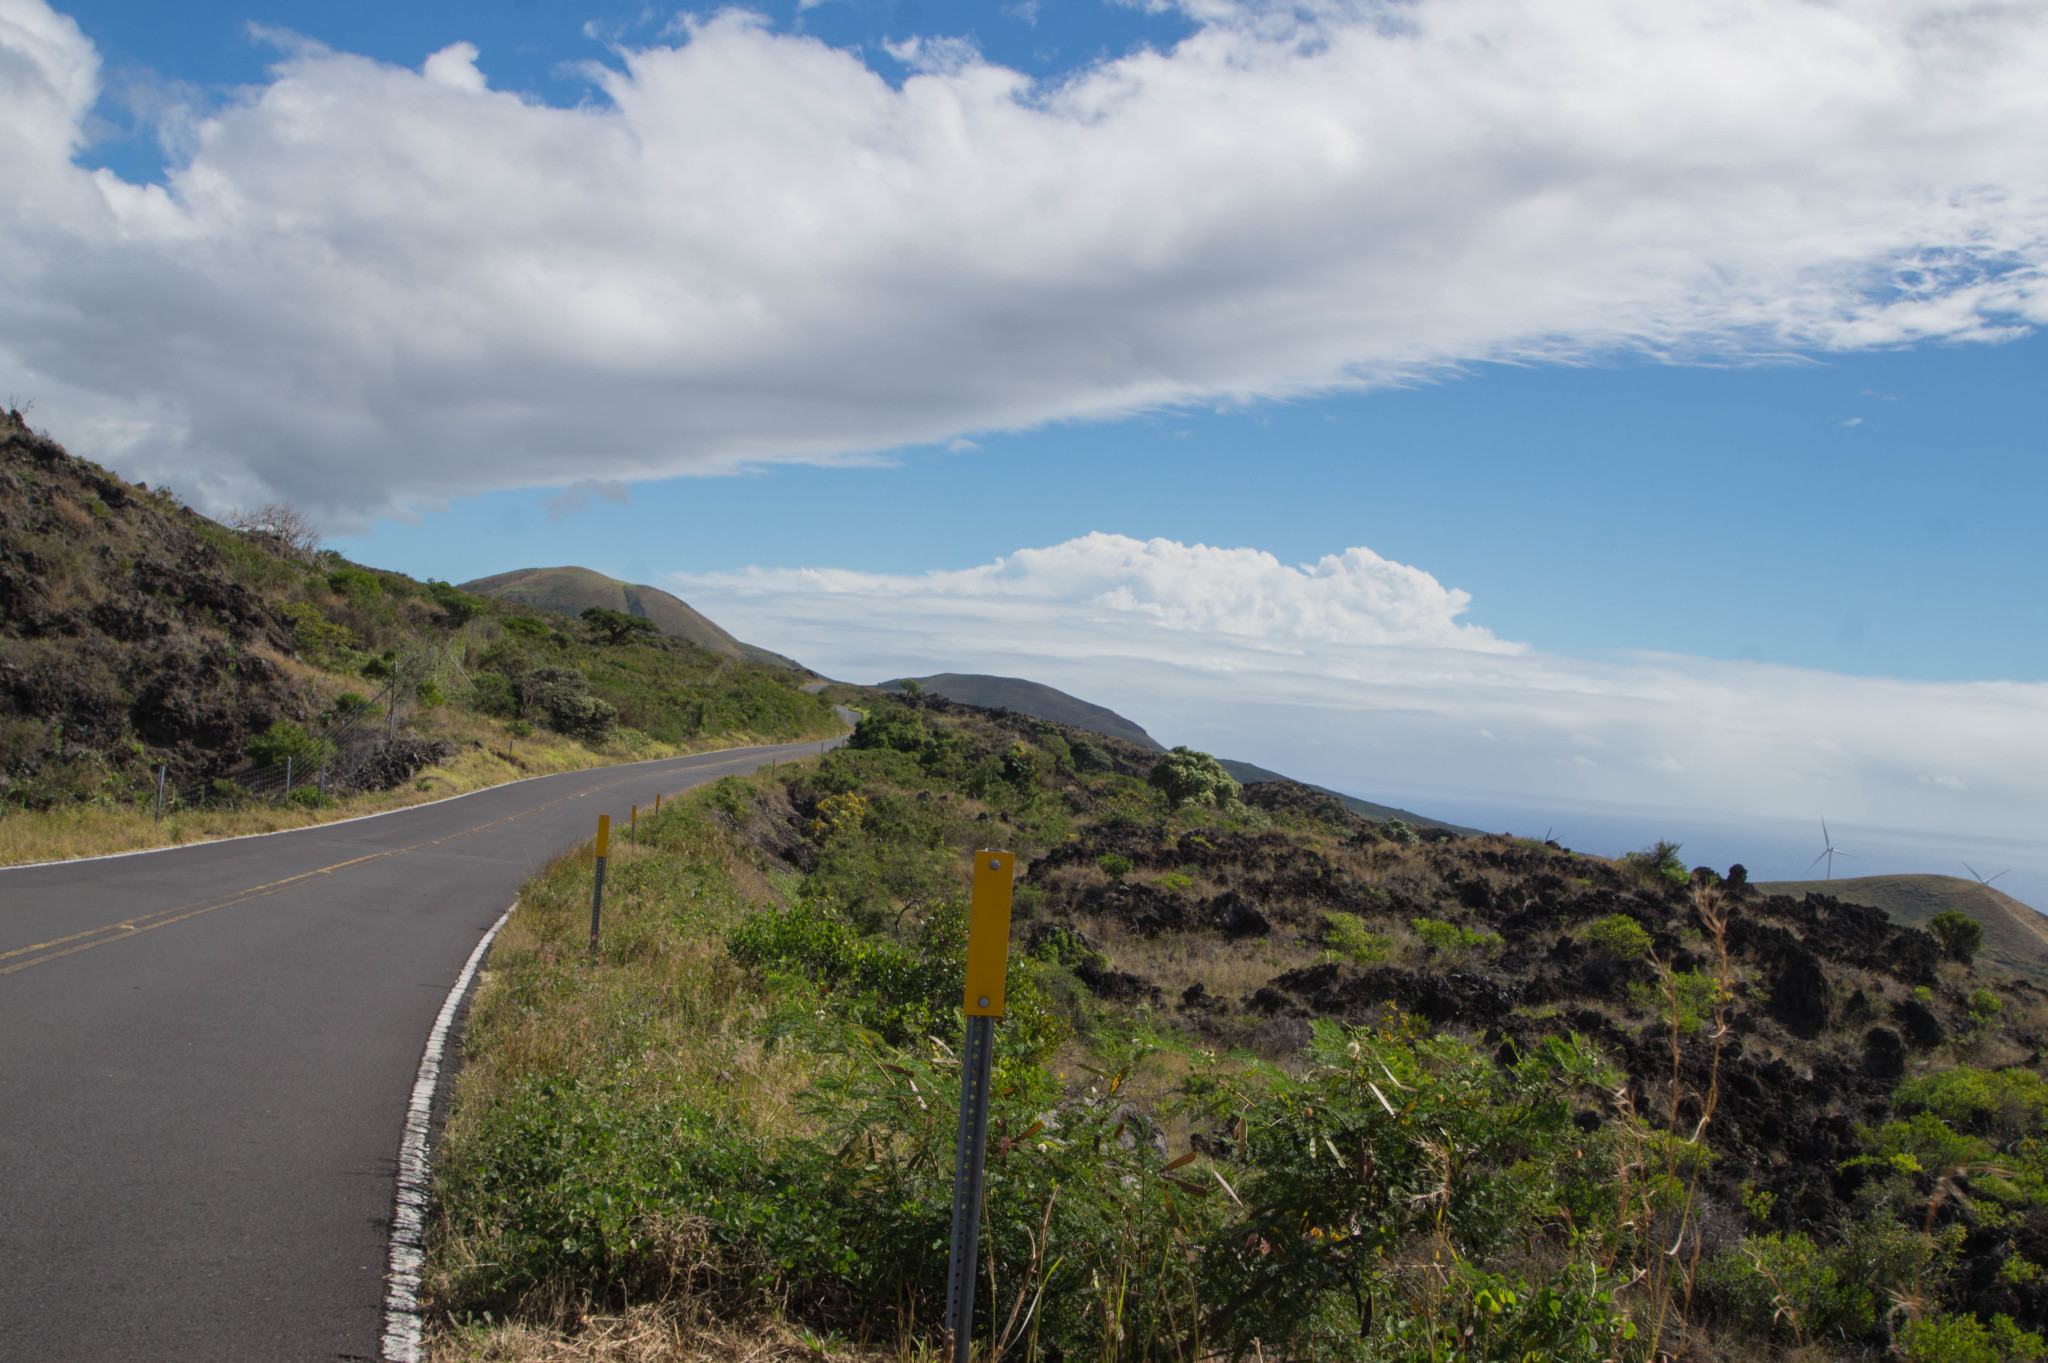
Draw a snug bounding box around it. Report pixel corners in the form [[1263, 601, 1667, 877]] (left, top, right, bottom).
[[1325, 911, 1392, 964], [425, 579, 480, 625], [466, 673, 515, 718], [1970, 988, 2007, 1021], [1585, 913, 1653, 960], [807, 791, 867, 840], [513, 666, 617, 743], [1098, 852, 1133, 879], [500, 615, 549, 641], [727, 900, 967, 1045], [245, 719, 335, 773], [285, 785, 332, 808]]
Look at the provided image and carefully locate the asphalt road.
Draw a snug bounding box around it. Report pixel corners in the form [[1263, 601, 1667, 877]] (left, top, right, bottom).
[[0, 734, 844, 1361]]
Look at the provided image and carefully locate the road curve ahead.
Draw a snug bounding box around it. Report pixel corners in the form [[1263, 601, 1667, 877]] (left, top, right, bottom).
[[0, 736, 842, 1361]]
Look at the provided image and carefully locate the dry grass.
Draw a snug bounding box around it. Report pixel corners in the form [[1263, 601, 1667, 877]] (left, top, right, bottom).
[[430, 1301, 903, 1363], [0, 707, 845, 868]]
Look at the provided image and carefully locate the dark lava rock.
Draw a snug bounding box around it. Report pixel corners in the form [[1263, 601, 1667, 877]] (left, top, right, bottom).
[[1269, 962, 1514, 1027], [351, 736, 456, 791], [1894, 998, 1946, 1049], [1864, 1027, 1907, 1080], [1075, 961, 1160, 1003], [1767, 946, 1832, 1038], [1208, 891, 1271, 939]]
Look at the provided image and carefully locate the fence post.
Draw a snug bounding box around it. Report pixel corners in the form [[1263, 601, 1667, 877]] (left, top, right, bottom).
[[630, 804, 637, 848], [319, 764, 327, 800], [284, 755, 293, 798], [945, 849, 1014, 1363], [588, 815, 611, 956], [154, 764, 167, 822]]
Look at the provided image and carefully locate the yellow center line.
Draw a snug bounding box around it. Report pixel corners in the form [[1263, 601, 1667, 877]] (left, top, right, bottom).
[[0, 752, 765, 979]]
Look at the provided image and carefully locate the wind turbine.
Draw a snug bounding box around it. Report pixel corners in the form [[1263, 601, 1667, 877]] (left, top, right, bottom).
[[1808, 819, 1853, 880], [1964, 862, 2012, 889]]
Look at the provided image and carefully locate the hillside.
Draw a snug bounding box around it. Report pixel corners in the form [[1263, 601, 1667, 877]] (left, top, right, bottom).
[[0, 408, 837, 821], [1215, 757, 1483, 833], [431, 687, 2048, 1361], [878, 671, 1477, 831], [880, 671, 1165, 748], [1759, 872, 2048, 986], [460, 566, 802, 671]]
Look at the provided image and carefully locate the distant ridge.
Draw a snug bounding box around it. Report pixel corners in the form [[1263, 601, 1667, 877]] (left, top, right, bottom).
[[1756, 873, 2048, 987], [879, 674, 1165, 750], [1215, 759, 1483, 835], [879, 672, 1476, 833], [460, 566, 801, 670]]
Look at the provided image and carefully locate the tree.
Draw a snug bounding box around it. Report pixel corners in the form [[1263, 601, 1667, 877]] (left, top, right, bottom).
[[1147, 746, 1241, 809], [581, 606, 658, 646], [227, 502, 323, 563], [1927, 910, 1983, 963], [427, 580, 481, 626]]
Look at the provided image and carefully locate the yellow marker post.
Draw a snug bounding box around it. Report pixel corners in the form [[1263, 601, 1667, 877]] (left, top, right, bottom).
[[630, 804, 638, 847], [588, 814, 611, 955], [946, 849, 1013, 1362], [962, 850, 1014, 1015]]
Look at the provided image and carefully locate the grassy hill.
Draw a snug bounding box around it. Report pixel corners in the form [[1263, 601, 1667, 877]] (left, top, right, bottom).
[[880, 672, 1166, 748], [1215, 757, 1484, 834], [460, 565, 802, 671], [1758, 872, 2048, 986], [0, 407, 840, 851]]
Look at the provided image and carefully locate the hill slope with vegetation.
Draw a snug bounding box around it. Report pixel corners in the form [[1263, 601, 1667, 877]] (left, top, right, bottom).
[[0, 408, 840, 858], [428, 687, 2048, 1363], [1760, 874, 2048, 988], [461, 565, 802, 671]]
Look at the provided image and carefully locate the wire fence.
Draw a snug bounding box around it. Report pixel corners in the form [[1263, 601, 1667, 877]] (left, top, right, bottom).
[[166, 675, 410, 811]]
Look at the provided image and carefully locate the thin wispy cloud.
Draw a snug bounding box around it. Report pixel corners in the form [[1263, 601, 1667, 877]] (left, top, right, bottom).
[[1, 0, 2046, 523], [675, 533, 2048, 841]]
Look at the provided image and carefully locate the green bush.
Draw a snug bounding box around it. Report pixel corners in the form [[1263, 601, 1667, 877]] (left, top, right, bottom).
[[285, 785, 332, 808], [513, 666, 618, 743], [1970, 988, 2007, 1021], [1375, 817, 1420, 847], [326, 565, 383, 605], [1146, 746, 1240, 809], [1901, 1312, 2047, 1362], [1411, 916, 1503, 956], [1703, 1214, 1955, 1343], [1929, 910, 1985, 963], [1619, 839, 1689, 889], [1098, 852, 1133, 879], [245, 720, 336, 773], [1325, 911, 1392, 964], [1626, 970, 1723, 1035], [1584, 913, 1653, 960]]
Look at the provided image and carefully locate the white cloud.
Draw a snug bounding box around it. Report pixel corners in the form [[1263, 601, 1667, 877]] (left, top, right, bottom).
[[4, 0, 2048, 522], [675, 533, 2048, 841], [543, 477, 631, 519], [421, 42, 488, 95]]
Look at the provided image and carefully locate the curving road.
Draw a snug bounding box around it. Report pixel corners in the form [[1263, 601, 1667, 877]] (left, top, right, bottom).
[[0, 733, 844, 1361]]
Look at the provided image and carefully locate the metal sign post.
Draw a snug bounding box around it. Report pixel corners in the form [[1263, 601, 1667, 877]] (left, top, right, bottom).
[[588, 815, 611, 956], [946, 849, 1015, 1363], [153, 764, 167, 822]]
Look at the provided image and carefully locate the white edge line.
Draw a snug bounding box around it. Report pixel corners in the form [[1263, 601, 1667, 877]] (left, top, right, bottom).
[[382, 899, 518, 1363], [0, 732, 843, 875]]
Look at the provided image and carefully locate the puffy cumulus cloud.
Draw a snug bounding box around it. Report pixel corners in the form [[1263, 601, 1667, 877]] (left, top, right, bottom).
[[5, 0, 2048, 522], [675, 534, 2048, 842]]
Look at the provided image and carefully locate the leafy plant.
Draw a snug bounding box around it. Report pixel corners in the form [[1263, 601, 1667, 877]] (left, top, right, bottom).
[[1324, 911, 1392, 964], [580, 606, 658, 646], [1584, 912, 1653, 960], [1619, 839, 1689, 889], [245, 719, 336, 773], [1410, 916, 1503, 956], [1146, 746, 1240, 809], [1929, 910, 1985, 963]]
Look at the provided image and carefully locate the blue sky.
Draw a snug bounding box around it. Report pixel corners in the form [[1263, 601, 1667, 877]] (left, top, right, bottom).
[[7, 0, 2048, 893]]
